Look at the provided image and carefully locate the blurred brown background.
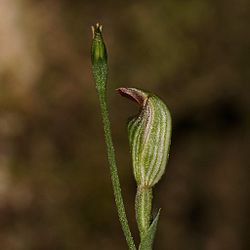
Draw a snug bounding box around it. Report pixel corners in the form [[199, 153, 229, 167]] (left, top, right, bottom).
[[0, 0, 249, 249]]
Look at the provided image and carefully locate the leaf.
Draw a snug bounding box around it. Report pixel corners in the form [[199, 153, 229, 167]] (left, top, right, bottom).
[[139, 209, 161, 250]]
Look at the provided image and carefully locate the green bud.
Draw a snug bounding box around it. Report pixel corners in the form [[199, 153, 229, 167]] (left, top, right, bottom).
[[91, 23, 107, 65], [91, 23, 108, 92], [118, 87, 172, 188]]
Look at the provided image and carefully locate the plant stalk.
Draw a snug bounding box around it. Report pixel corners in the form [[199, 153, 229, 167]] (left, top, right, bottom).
[[97, 89, 137, 250], [91, 23, 136, 249], [135, 186, 153, 240]]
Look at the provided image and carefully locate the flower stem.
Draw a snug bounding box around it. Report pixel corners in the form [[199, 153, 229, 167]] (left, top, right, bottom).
[[135, 186, 153, 241], [97, 89, 137, 250], [91, 23, 136, 250]]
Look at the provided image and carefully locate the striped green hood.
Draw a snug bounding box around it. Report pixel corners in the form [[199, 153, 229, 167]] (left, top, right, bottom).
[[118, 87, 172, 187]]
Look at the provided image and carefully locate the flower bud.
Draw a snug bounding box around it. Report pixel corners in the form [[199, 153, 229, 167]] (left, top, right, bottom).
[[118, 87, 172, 187], [91, 23, 107, 65], [91, 23, 108, 92]]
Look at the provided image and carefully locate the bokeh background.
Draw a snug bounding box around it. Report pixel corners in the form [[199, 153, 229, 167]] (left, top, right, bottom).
[[0, 0, 249, 249]]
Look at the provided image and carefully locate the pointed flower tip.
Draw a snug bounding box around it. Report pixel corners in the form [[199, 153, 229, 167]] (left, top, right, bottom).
[[117, 87, 148, 106]]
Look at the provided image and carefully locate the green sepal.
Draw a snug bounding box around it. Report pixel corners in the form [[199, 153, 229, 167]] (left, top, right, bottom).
[[139, 209, 161, 250]]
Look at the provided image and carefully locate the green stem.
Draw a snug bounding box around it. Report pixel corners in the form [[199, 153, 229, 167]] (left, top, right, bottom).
[[97, 89, 137, 250], [135, 186, 153, 240], [91, 23, 136, 249]]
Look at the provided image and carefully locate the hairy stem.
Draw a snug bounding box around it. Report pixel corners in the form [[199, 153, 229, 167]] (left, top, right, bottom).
[[96, 88, 137, 250], [91, 23, 136, 249]]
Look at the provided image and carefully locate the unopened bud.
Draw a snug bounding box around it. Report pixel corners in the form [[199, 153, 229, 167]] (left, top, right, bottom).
[[91, 23, 108, 92], [91, 23, 107, 65]]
